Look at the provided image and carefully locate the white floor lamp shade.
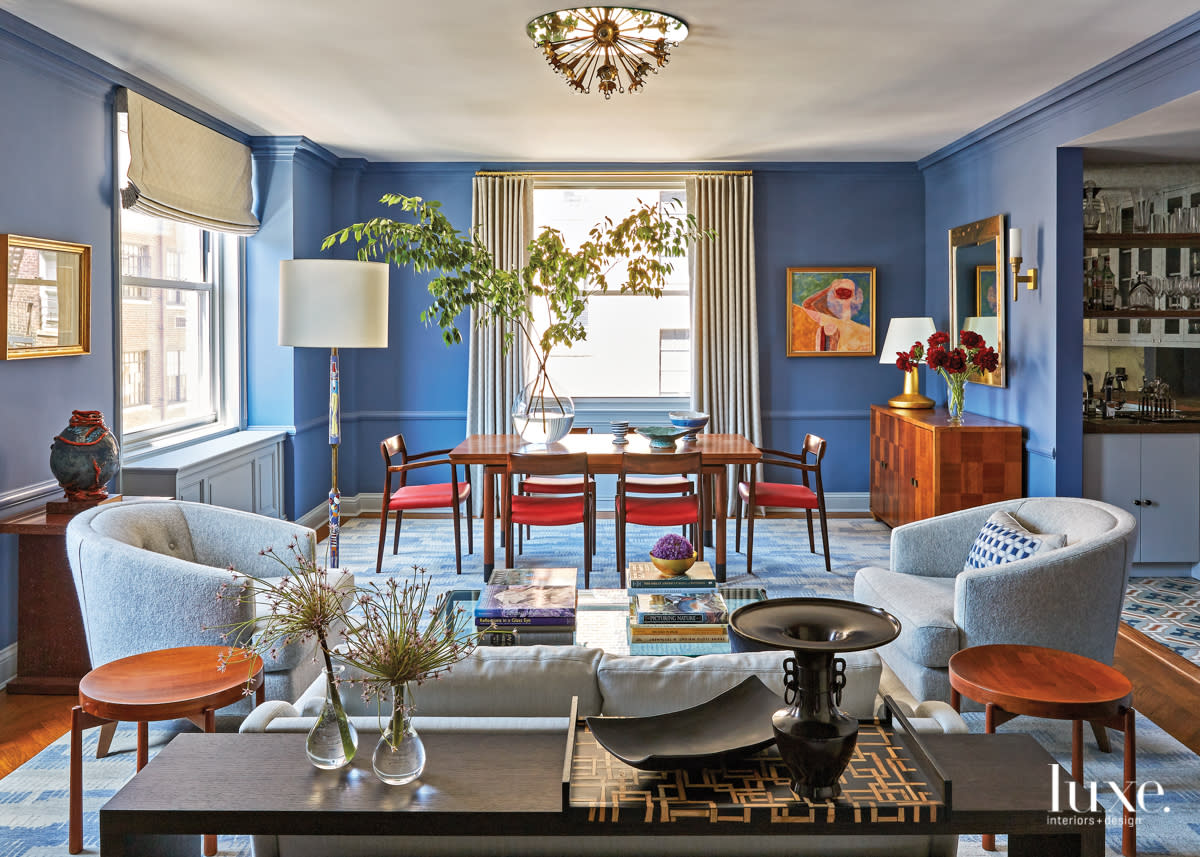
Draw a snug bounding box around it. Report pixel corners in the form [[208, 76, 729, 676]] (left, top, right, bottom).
[[279, 259, 389, 569], [278, 259, 389, 348]]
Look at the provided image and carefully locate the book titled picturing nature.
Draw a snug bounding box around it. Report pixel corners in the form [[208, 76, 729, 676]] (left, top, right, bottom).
[[633, 591, 729, 624]]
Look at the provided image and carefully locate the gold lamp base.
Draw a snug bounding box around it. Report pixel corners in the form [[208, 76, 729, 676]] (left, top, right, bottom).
[[888, 368, 934, 409]]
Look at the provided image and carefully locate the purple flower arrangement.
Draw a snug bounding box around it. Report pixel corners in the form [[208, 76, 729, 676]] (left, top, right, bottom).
[[650, 533, 695, 560]]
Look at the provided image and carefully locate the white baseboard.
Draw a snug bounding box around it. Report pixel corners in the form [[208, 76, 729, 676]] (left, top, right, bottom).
[[0, 642, 18, 690], [304, 491, 872, 525]]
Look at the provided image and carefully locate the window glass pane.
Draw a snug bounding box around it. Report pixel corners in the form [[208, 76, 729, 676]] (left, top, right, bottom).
[[532, 185, 690, 398], [120, 208, 206, 282], [120, 286, 213, 433]]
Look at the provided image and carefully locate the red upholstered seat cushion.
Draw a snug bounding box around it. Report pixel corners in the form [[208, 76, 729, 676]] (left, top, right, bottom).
[[738, 481, 817, 509], [625, 475, 694, 493], [624, 494, 699, 526], [388, 482, 470, 511], [520, 475, 594, 494], [510, 494, 586, 526]]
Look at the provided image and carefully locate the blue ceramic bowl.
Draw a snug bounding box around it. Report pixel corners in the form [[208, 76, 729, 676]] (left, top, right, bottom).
[[669, 411, 709, 441], [636, 426, 691, 449]]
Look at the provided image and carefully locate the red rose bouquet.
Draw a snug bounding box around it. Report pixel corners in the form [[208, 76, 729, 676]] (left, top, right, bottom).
[[895, 330, 999, 424]]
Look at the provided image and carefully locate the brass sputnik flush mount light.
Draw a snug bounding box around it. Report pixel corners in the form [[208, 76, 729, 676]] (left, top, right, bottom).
[[527, 7, 689, 99]]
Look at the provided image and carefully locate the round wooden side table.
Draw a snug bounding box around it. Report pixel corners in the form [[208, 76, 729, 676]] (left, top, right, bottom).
[[949, 643, 1136, 857], [69, 645, 264, 855]]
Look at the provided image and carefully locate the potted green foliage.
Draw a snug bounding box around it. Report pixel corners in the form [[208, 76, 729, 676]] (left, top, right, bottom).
[[323, 193, 711, 442]]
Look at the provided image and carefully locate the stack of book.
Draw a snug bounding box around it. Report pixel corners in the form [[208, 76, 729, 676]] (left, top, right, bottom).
[[626, 563, 730, 644], [474, 568, 577, 645]]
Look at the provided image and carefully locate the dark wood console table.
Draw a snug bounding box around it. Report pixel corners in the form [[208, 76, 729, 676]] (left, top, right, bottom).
[[0, 503, 94, 694], [99, 724, 1103, 856]]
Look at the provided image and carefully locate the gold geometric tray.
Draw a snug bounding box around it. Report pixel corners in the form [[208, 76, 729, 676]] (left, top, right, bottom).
[[568, 716, 944, 825]]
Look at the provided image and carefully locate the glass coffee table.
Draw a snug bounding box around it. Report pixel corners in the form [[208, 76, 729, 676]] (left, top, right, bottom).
[[438, 586, 767, 656]]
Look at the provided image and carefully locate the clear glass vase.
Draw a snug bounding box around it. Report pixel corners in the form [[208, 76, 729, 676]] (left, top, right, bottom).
[[946, 375, 967, 426], [512, 367, 574, 444], [305, 666, 358, 770], [373, 683, 426, 785]]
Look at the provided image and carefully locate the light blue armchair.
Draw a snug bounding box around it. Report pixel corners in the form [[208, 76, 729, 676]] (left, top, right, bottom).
[[66, 499, 352, 708], [854, 497, 1136, 705]]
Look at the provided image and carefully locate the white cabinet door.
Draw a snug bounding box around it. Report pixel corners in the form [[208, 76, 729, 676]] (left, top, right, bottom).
[[1138, 434, 1200, 563], [1083, 434, 1143, 560]]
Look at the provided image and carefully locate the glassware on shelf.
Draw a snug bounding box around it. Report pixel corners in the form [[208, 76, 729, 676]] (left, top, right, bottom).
[[1165, 277, 1184, 311], [1132, 188, 1151, 233], [1128, 271, 1154, 310], [1082, 181, 1104, 233]]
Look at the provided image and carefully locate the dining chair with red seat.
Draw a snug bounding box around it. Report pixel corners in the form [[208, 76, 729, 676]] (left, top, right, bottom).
[[376, 433, 472, 575], [518, 426, 596, 555], [735, 434, 830, 573], [503, 451, 594, 585], [615, 452, 705, 588]]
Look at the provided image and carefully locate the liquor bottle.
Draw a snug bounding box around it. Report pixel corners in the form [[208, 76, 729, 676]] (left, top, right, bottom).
[[1102, 256, 1116, 311], [1086, 257, 1099, 309]]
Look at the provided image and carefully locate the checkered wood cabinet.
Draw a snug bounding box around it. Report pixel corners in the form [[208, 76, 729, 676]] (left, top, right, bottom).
[[870, 405, 1023, 528]]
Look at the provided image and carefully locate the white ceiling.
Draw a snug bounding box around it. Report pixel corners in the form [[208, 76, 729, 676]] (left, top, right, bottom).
[[1072, 91, 1200, 163], [3, 0, 1199, 163]]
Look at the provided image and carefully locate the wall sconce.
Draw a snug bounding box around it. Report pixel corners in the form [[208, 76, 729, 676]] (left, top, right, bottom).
[[1008, 227, 1038, 302]]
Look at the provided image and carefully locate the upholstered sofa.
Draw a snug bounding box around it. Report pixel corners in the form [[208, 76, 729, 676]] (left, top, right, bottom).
[[242, 644, 966, 857], [66, 499, 353, 709], [854, 497, 1136, 705]]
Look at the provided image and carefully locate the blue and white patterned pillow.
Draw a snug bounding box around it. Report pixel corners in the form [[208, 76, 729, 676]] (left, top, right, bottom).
[[963, 510, 1066, 571]]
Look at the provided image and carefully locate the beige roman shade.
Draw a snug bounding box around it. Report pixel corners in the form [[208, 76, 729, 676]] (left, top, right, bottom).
[[117, 88, 259, 235]]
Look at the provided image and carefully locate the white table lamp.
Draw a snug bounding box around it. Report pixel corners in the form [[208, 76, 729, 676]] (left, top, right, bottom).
[[879, 317, 936, 409], [279, 259, 389, 568]]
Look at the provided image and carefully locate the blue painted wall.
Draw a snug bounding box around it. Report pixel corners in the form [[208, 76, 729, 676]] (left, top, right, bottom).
[[0, 31, 116, 650], [920, 14, 1200, 497], [325, 163, 925, 506], [754, 165, 925, 492]]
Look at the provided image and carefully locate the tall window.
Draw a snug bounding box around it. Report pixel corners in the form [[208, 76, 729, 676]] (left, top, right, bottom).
[[532, 183, 691, 399], [119, 207, 238, 441]]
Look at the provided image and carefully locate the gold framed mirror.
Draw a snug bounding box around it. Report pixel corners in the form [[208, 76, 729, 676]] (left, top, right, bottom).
[[3, 235, 91, 359], [948, 215, 1005, 387]]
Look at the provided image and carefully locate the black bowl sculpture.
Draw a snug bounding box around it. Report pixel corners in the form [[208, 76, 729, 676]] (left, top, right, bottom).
[[728, 597, 901, 801]]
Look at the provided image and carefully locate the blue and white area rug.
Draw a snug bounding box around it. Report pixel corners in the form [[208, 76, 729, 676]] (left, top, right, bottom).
[[4, 711, 1197, 856], [1123, 577, 1200, 663]]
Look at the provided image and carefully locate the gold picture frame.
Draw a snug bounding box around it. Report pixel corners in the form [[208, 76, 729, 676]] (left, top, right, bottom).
[[2, 235, 91, 359], [975, 265, 998, 317], [786, 266, 876, 357]]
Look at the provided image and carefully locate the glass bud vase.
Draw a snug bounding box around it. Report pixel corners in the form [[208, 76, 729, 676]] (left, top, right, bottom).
[[946, 376, 967, 427], [306, 666, 358, 770], [373, 683, 426, 785], [512, 368, 574, 445]]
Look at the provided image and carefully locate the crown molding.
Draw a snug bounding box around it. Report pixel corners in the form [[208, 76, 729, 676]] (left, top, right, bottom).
[[918, 12, 1200, 170], [0, 10, 250, 141]]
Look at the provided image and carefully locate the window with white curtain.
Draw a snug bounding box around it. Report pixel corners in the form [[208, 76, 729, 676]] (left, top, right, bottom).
[[117, 106, 243, 446], [531, 181, 691, 401]]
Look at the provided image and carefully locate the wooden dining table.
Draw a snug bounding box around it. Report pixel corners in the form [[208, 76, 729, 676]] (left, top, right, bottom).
[[448, 433, 762, 583]]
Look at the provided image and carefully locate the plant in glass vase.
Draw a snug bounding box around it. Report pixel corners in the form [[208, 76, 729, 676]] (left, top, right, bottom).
[[894, 330, 999, 426], [336, 568, 477, 785], [215, 545, 356, 769], [322, 193, 712, 443]]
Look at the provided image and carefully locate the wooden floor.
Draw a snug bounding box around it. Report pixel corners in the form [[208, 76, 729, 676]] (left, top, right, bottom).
[[1113, 623, 1200, 754], [0, 690, 75, 778], [0, 624, 1196, 779]]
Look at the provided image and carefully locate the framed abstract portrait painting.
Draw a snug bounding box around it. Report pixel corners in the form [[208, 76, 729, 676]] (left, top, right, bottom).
[[786, 267, 876, 357]]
